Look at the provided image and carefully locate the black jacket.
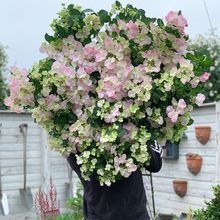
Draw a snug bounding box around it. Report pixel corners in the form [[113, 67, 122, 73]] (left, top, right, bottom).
[[67, 147, 162, 220]]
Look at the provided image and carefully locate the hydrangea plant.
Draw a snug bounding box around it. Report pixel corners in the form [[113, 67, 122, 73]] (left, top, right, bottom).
[[5, 2, 211, 186]]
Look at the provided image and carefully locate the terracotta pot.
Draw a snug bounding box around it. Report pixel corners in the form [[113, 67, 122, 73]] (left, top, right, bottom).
[[186, 154, 203, 175], [172, 180, 188, 198], [195, 126, 211, 145], [43, 209, 60, 219]]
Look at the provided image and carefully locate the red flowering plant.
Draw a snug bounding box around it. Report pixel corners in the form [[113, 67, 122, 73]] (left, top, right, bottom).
[[5, 1, 212, 186], [34, 178, 60, 220]]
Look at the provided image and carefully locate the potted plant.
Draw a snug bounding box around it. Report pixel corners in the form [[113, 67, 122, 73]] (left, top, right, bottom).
[[172, 180, 188, 198], [186, 153, 203, 175], [195, 126, 211, 145]]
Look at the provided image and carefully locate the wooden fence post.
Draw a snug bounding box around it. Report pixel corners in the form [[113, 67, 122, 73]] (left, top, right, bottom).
[[40, 128, 51, 191]]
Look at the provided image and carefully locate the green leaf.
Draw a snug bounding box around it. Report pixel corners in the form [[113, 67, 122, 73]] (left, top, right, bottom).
[[200, 55, 213, 67], [55, 24, 68, 38], [188, 118, 194, 126], [44, 33, 55, 43], [83, 8, 94, 13], [115, 1, 122, 7], [118, 127, 126, 137], [118, 12, 125, 20], [67, 4, 75, 11], [165, 39, 172, 48], [38, 58, 54, 72], [126, 4, 133, 11], [151, 18, 157, 23], [68, 6, 82, 17], [138, 9, 145, 17], [178, 10, 182, 16], [186, 53, 195, 61], [165, 26, 181, 38], [186, 53, 213, 68], [111, 32, 118, 38], [82, 37, 91, 45], [184, 34, 189, 41], [98, 9, 111, 23], [142, 17, 153, 25], [157, 18, 164, 28], [90, 71, 100, 84]]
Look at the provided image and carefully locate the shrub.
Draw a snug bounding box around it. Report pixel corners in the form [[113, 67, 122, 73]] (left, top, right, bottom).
[[194, 185, 220, 220], [51, 183, 84, 220], [0, 43, 8, 109]]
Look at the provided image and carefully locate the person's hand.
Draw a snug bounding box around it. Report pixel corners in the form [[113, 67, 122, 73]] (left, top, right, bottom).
[[146, 140, 163, 172], [150, 140, 163, 157]]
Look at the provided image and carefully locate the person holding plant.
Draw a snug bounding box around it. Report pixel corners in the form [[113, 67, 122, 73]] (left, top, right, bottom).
[[67, 141, 162, 220], [4, 1, 211, 220]]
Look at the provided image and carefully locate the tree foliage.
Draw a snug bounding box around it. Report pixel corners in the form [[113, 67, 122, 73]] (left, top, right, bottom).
[[190, 33, 220, 103], [0, 43, 8, 109]]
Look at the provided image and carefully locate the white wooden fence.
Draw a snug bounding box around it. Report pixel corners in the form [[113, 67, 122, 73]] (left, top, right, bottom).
[[0, 112, 78, 215], [0, 103, 219, 216]]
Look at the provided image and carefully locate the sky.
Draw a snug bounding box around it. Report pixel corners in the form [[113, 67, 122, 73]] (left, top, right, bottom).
[[0, 0, 220, 71]]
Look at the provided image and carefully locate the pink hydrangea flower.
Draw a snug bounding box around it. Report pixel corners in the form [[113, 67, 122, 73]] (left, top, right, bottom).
[[4, 67, 35, 112], [71, 52, 80, 62], [177, 99, 187, 115], [84, 45, 97, 58], [126, 20, 139, 40], [199, 72, 210, 82], [4, 97, 12, 107], [97, 77, 121, 101], [123, 123, 136, 132], [190, 77, 200, 88], [95, 49, 107, 62], [165, 11, 188, 33], [46, 94, 59, 106], [104, 36, 114, 49], [166, 106, 178, 123], [196, 93, 205, 106], [173, 38, 187, 52], [104, 58, 116, 70], [118, 20, 127, 30], [76, 67, 87, 78], [84, 62, 97, 74], [52, 61, 73, 76], [168, 110, 178, 123], [166, 99, 187, 123]]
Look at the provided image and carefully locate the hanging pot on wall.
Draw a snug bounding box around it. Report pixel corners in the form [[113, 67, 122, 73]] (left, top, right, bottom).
[[195, 126, 211, 145], [186, 153, 203, 175], [162, 141, 179, 160], [172, 180, 188, 198]]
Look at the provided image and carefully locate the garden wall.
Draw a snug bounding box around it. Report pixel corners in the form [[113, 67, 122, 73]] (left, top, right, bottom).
[[145, 102, 220, 216]]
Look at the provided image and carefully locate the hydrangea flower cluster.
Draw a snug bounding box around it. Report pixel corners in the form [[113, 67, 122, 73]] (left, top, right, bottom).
[[5, 2, 211, 186]]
